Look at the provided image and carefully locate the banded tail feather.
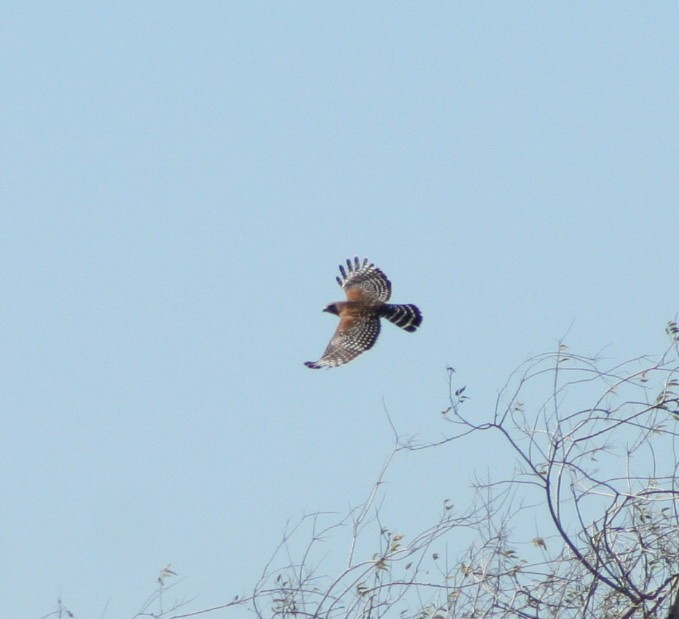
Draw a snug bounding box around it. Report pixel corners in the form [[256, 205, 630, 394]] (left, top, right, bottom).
[[380, 304, 422, 333]]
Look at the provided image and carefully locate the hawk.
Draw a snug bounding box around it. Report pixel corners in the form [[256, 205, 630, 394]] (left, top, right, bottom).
[[305, 257, 422, 369]]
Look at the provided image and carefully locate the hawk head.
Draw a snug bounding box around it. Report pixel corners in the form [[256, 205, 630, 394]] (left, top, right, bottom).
[[323, 303, 341, 316]]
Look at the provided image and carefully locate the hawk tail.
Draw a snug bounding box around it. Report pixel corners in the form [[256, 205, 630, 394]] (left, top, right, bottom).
[[380, 304, 422, 333]]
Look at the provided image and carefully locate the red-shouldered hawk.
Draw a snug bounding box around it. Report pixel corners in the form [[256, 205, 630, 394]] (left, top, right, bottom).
[[305, 257, 423, 369]]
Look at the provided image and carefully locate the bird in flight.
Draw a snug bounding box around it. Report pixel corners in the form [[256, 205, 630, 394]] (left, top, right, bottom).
[[305, 257, 422, 369]]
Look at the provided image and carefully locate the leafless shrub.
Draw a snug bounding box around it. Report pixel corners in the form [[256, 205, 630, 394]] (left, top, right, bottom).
[[53, 322, 679, 619], [171, 322, 679, 618]]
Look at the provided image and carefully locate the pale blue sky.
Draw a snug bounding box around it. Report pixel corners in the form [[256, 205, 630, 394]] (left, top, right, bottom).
[[2, 3, 678, 617]]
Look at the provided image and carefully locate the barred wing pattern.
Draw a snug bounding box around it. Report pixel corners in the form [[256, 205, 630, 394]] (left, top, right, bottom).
[[304, 315, 381, 369], [337, 257, 392, 303]]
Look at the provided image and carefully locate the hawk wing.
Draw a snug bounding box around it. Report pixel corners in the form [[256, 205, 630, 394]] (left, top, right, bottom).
[[336, 257, 391, 303], [304, 313, 381, 369]]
